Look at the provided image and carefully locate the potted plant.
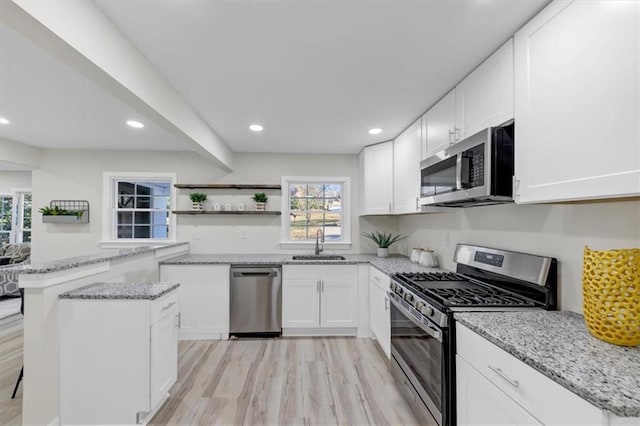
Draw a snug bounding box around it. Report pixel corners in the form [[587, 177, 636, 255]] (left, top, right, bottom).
[[361, 231, 407, 258], [252, 193, 268, 211], [189, 192, 207, 211], [39, 206, 87, 223]]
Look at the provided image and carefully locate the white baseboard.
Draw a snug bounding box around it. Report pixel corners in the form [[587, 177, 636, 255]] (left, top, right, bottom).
[[282, 327, 358, 337], [178, 331, 225, 340]]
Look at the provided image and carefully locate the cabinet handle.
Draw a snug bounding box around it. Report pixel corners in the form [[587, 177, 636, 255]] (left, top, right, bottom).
[[388, 202, 392, 213], [161, 301, 176, 312], [176, 312, 181, 328], [488, 365, 519, 388], [448, 129, 454, 145], [385, 297, 389, 311], [415, 196, 419, 210], [454, 127, 461, 141], [317, 279, 320, 293], [321, 279, 324, 292]]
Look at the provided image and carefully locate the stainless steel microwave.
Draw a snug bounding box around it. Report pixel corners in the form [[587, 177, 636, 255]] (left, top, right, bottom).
[[419, 123, 514, 208]]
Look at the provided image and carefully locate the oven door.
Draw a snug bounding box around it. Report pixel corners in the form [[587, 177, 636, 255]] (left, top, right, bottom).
[[388, 292, 448, 426]]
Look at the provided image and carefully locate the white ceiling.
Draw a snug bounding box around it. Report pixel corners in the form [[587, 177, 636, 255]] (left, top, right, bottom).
[[96, 0, 550, 154], [0, 23, 188, 151]]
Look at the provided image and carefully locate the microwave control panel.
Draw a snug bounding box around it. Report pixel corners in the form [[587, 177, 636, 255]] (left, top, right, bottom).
[[461, 144, 485, 188]]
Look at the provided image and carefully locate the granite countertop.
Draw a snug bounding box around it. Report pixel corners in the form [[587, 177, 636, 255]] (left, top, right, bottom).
[[59, 282, 180, 300], [0, 242, 189, 275], [454, 311, 640, 417], [161, 253, 439, 275]]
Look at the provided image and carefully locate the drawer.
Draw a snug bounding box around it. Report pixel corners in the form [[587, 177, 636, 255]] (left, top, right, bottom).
[[456, 323, 603, 425], [151, 291, 179, 325], [369, 266, 390, 292]]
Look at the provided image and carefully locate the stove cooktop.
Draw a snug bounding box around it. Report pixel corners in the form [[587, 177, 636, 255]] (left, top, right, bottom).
[[392, 271, 536, 309]]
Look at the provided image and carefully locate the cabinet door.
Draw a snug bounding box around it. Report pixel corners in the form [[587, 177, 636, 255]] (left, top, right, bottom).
[[150, 313, 178, 409], [282, 278, 320, 328], [393, 118, 422, 214], [369, 280, 390, 358], [514, 0, 640, 203], [160, 265, 229, 339], [360, 141, 394, 215], [456, 355, 542, 426], [320, 266, 358, 328], [424, 90, 456, 159], [455, 39, 514, 140]]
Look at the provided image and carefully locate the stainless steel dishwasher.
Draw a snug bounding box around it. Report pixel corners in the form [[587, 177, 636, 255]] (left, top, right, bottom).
[[230, 265, 282, 337]]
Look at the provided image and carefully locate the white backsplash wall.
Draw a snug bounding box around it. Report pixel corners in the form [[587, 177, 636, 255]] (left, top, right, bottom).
[[31, 149, 363, 261], [398, 200, 640, 313]]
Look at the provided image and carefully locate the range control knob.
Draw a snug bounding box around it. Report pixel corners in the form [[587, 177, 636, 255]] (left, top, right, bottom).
[[415, 301, 425, 311], [420, 304, 434, 316], [404, 293, 414, 303]]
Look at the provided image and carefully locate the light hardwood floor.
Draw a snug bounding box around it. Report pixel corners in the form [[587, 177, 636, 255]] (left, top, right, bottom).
[[0, 319, 418, 425]]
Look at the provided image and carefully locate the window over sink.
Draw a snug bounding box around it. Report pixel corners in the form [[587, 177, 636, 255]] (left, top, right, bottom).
[[281, 176, 351, 248]]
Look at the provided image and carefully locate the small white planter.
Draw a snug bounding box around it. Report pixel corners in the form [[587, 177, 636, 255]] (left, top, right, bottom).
[[42, 215, 88, 224], [255, 202, 266, 211], [377, 248, 389, 258], [191, 202, 204, 211]]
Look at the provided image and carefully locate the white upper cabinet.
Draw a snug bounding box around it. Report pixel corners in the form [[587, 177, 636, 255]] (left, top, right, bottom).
[[455, 39, 514, 141], [359, 141, 394, 215], [423, 89, 456, 159], [393, 118, 422, 214], [514, 0, 640, 203]]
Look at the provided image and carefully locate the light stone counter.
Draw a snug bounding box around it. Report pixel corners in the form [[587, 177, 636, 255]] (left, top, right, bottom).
[[161, 253, 440, 275], [59, 281, 180, 300], [454, 311, 640, 417]]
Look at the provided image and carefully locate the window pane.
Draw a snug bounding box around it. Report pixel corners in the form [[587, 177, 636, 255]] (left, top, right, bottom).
[[290, 184, 307, 198], [0, 197, 12, 234], [135, 196, 152, 209], [152, 211, 169, 225], [22, 231, 31, 243], [152, 183, 171, 196], [289, 224, 308, 240], [135, 183, 152, 196], [118, 211, 133, 224], [134, 226, 151, 238], [306, 184, 323, 197], [0, 232, 9, 245], [134, 211, 151, 225], [152, 226, 168, 239], [117, 225, 133, 239], [153, 196, 171, 209]]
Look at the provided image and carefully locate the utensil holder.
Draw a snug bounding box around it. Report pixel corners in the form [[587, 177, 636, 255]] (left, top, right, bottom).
[[582, 246, 640, 346]]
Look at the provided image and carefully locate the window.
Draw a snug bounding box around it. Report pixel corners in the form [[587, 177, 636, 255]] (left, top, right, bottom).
[[281, 176, 351, 246], [103, 173, 176, 243], [0, 196, 12, 245], [0, 191, 31, 244], [14, 192, 31, 243]]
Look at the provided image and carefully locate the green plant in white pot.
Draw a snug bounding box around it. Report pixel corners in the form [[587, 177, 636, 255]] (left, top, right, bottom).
[[189, 193, 207, 211], [252, 193, 268, 211], [362, 231, 407, 258]]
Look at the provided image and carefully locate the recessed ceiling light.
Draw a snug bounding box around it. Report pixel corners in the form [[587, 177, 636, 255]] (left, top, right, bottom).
[[126, 120, 144, 129], [249, 124, 264, 132], [368, 128, 382, 135], [0, 117, 9, 125]]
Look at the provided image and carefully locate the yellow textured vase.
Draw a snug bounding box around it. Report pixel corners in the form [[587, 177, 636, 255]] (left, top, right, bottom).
[[582, 246, 640, 346]]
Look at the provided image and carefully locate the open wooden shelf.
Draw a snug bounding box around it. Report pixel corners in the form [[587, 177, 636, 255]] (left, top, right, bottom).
[[174, 184, 281, 190], [172, 210, 281, 215]]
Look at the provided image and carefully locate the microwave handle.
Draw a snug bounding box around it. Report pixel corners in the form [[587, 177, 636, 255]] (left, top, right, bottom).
[[460, 155, 472, 189]]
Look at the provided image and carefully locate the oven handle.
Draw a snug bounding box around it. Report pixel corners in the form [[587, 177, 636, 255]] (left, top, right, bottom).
[[388, 292, 443, 343]]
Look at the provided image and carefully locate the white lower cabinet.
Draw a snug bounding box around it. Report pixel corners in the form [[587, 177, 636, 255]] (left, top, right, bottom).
[[282, 265, 358, 333], [160, 264, 230, 339], [369, 266, 390, 358], [456, 323, 639, 426], [59, 291, 178, 425]]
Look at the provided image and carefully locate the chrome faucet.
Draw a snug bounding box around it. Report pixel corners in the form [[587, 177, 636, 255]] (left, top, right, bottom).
[[315, 229, 324, 255]]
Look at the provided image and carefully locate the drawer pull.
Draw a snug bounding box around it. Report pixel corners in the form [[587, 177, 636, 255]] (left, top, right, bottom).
[[161, 301, 176, 312], [488, 365, 519, 388]]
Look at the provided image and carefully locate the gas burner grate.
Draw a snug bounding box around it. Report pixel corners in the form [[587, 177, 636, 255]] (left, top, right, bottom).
[[428, 287, 535, 307], [399, 272, 467, 282]]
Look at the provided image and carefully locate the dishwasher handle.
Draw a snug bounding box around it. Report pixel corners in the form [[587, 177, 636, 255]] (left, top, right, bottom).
[[231, 267, 281, 278]]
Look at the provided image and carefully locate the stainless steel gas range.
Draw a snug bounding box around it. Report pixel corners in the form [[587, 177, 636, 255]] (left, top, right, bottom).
[[388, 244, 557, 426]]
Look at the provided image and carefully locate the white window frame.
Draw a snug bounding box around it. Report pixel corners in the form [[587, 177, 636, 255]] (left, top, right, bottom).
[[0, 193, 12, 244], [102, 172, 177, 246], [12, 189, 32, 244], [280, 176, 351, 249]]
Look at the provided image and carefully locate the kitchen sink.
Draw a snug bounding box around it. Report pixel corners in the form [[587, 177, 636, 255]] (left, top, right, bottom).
[[291, 255, 346, 261]]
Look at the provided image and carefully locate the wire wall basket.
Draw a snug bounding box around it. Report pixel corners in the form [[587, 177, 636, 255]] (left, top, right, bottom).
[[42, 200, 90, 224]]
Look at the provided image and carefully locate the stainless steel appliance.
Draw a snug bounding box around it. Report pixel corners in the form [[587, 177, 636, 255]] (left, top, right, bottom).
[[230, 266, 282, 336], [388, 244, 557, 425], [419, 123, 514, 207]]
